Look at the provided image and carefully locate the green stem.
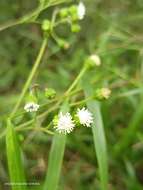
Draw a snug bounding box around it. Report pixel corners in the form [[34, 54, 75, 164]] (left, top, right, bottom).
[[70, 96, 94, 107], [10, 38, 48, 118], [65, 66, 87, 95]]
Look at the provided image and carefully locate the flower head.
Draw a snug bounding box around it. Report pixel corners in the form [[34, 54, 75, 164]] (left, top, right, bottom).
[[89, 54, 101, 66], [24, 102, 39, 112], [77, 1, 86, 20], [77, 107, 93, 127], [55, 112, 75, 134], [101, 88, 111, 99]]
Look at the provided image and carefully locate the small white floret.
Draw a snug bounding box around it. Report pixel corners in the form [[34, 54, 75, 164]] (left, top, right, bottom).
[[24, 102, 39, 112], [77, 107, 93, 127], [55, 112, 75, 134], [77, 1, 86, 20]]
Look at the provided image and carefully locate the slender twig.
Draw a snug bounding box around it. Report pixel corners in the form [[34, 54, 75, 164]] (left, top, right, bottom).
[[65, 66, 87, 95], [0, 0, 68, 32]]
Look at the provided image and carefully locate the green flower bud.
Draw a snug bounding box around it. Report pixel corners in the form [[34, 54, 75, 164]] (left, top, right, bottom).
[[71, 24, 81, 33], [69, 5, 78, 21], [73, 113, 80, 126], [53, 115, 58, 127], [60, 8, 69, 18], [57, 38, 70, 49], [45, 88, 56, 99], [69, 5, 77, 15], [41, 19, 51, 31]]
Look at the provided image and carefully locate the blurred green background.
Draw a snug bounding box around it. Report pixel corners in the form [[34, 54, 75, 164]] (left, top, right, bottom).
[[0, 0, 143, 190]]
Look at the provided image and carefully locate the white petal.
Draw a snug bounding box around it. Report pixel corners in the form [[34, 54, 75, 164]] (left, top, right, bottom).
[[77, 2, 86, 20]]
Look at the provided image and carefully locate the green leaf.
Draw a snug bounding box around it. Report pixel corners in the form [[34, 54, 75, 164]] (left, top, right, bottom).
[[6, 119, 27, 190], [113, 100, 143, 156], [43, 101, 69, 190], [82, 78, 108, 190]]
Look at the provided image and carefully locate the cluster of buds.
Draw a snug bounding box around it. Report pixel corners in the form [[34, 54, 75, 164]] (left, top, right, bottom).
[[41, 2, 86, 50], [59, 1, 86, 33], [60, 2, 85, 20]]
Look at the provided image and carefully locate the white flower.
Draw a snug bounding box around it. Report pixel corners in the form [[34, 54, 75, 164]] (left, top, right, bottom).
[[24, 102, 39, 112], [89, 54, 101, 66], [77, 107, 93, 127], [77, 1, 86, 20], [55, 112, 75, 134]]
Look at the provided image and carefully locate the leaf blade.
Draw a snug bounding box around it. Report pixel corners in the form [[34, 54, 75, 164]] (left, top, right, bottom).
[[6, 119, 27, 190], [43, 102, 69, 190], [82, 79, 108, 190]]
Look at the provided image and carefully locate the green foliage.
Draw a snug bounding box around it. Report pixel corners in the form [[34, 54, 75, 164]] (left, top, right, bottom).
[[44, 102, 69, 190], [0, 0, 143, 190], [6, 119, 27, 190], [83, 77, 108, 190]]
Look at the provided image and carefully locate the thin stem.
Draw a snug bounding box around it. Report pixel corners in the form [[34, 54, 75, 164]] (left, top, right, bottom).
[[37, 127, 54, 135], [0, 65, 88, 140], [0, 20, 22, 32], [16, 125, 54, 135], [0, 0, 67, 32], [10, 38, 48, 118], [65, 66, 87, 95], [70, 96, 94, 107], [7, 87, 81, 120]]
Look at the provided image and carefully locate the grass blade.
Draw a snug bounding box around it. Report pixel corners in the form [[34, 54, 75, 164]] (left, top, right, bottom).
[[82, 78, 108, 190], [6, 119, 27, 190], [43, 102, 69, 190], [113, 100, 143, 156]]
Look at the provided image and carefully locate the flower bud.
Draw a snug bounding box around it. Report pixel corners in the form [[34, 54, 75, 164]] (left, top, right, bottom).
[[71, 24, 81, 33], [53, 115, 58, 127], [59, 8, 69, 18], [41, 19, 51, 31], [69, 5, 78, 21], [69, 5, 78, 15], [89, 54, 101, 66], [95, 88, 111, 100], [57, 38, 70, 49], [24, 92, 39, 112], [45, 88, 56, 99], [84, 54, 101, 69]]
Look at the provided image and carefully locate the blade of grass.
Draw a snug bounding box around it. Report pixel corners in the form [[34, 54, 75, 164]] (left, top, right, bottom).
[[82, 76, 108, 190], [6, 119, 27, 190], [43, 101, 69, 190], [113, 100, 143, 156]]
